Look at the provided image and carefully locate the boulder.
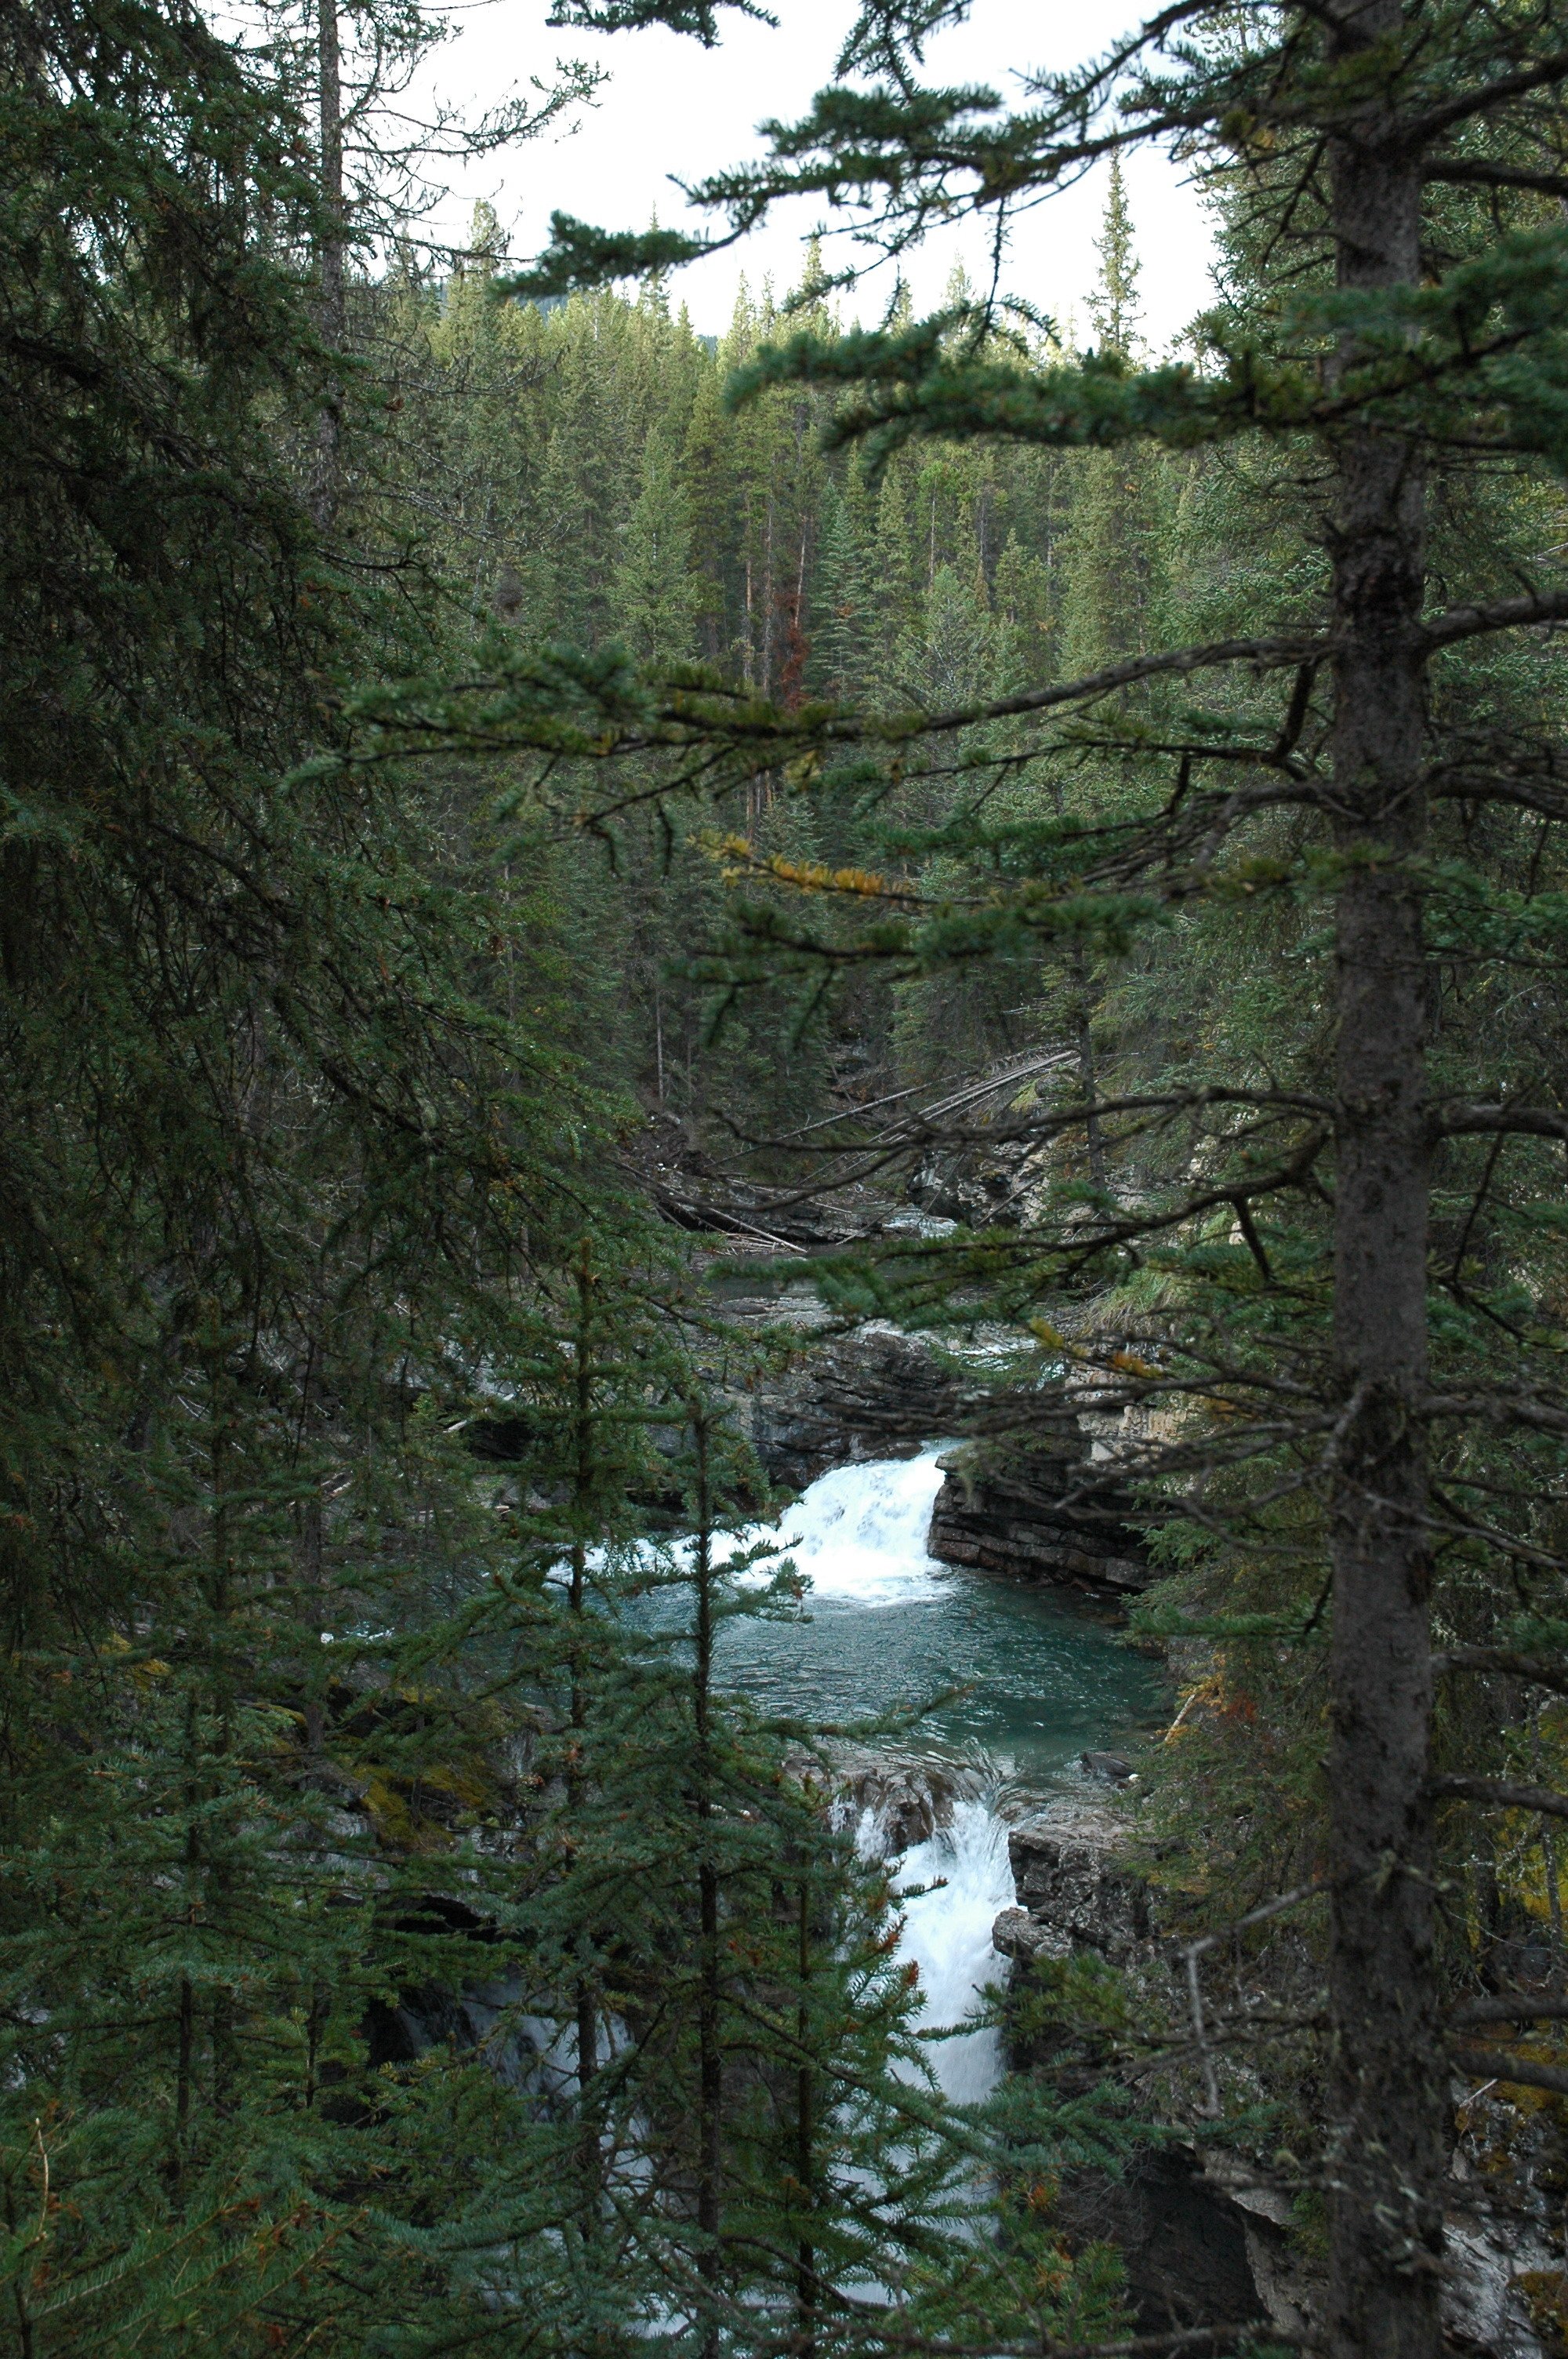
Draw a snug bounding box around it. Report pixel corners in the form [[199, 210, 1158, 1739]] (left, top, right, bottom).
[[991, 1903, 1069, 1965], [1002, 1812, 1155, 1967], [927, 1433, 1152, 1596], [828, 1750, 978, 1856], [750, 1327, 985, 1491]]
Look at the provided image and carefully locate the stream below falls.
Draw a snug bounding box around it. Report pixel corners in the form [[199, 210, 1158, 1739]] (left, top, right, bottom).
[[713, 1447, 1166, 2103]]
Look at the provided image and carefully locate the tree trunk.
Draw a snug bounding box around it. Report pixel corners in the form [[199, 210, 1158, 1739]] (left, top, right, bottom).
[[691, 1407, 722, 2359], [568, 1249, 600, 2146], [312, 0, 345, 530], [1071, 942, 1105, 1190], [795, 1874, 816, 2359], [1325, 5, 1443, 2350]]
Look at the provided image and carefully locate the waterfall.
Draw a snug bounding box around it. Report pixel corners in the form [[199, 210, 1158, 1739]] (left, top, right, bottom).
[[728, 1445, 953, 1604], [706, 1444, 1146, 2108], [891, 1797, 1011, 2103]]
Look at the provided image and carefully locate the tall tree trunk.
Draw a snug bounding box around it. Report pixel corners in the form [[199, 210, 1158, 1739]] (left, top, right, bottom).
[[1071, 942, 1105, 1190], [794, 1873, 816, 2359], [312, 0, 345, 530], [1325, 5, 1442, 2350], [691, 1406, 722, 2359], [568, 1247, 600, 2146]]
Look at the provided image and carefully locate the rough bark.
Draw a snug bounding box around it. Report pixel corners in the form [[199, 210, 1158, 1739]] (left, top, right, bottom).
[[691, 1408, 722, 2359], [795, 1874, 816, 2359], [311, 0, 345, 531], [1324, 5, 1443, 2350], [568, 1250, 599, 2154]]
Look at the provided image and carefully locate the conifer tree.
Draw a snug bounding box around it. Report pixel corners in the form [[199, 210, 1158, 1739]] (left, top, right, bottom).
[[0, 5, 633, 2344], [468, 3, 1568, 2348], [1058, 167, 1163, 681], [812, 474, 874, 701], [1, 4, 1177, 2351]]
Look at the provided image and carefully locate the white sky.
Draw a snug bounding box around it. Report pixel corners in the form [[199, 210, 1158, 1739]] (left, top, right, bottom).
[[414, 0, 1218, 348]]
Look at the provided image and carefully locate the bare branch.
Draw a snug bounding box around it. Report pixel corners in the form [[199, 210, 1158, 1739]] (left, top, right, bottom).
[[1436, 1103, 1568, 1142], [1429, 776, 1568, 821], [1434, 1649, 1568, 1693], [1422, 587, 1568, 651], [1423, 158, 1568, 198], [1424, 1390, 1568, 1437], [813, 631, 1327, 741], [1450, 2047, 1568, 2099], [1431, 1773, 1568, 1821], [816, 2322, 1314, 2359], [1450, 1995, 1568, 2026]]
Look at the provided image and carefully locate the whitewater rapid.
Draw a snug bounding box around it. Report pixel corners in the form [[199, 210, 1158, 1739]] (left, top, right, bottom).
[[700, 1445, 1153, 2104], [889, 1801, 1012, 2102], [740, 1445, 953, 1606]]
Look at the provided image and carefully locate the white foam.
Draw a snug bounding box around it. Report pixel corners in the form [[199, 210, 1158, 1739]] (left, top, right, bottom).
[[732, 1448, 953, 1606], [754, 1455, 1011, 2101], [891, 1799, 1011, 2103]]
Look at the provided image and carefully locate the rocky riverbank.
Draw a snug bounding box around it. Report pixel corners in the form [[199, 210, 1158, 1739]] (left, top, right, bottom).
[[991, 1799, 1564, 2355], [743, 1323, 1156, 1600], [926, 1434, 1152, 1597]]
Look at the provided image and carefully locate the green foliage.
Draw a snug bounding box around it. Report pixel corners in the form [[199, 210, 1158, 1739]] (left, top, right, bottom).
[[0, 13, 1145, 2346], [392, 2, 1568, 2335], [507, 215, 718, 300], [38, 0, 1568, 2338]]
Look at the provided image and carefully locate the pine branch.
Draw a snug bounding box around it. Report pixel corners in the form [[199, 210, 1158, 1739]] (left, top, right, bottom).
[[547, 0, 774, 43], [1406, 47, 1568, 146], [505, 214, 730, 300]]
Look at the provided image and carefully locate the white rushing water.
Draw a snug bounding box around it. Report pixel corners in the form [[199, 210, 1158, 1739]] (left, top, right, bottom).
[[726, 1444, 953, 1605], [710, 1448, 1152, 2106], [890, 1801, 1012, 2103]]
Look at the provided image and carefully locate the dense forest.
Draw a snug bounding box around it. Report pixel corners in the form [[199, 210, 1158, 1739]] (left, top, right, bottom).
[[381, 220, 1111, 1140], [11, 0, 1568, 2352]]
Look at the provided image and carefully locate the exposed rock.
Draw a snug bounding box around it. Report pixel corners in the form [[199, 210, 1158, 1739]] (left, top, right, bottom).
[[749, 1326, 985, 1491], [467, 1317, 978, 1506], [927, 1433, 1152, 1597], [994, 1801, 1562, 2353], [990, 1805, 1269, 2332], [1081, 1750, 1135, 1783], [750, 1329, 1158, 1611], [1443, 2084, 1566, 2357], [908, 1143, 1031, 1230], [826, 1750, 980, 1856], [1004, 1809, 1156, 1966], [1058, 2149, 1267, 2335], [728, 1306, 1162, 1609], [1439, 2208, 1555, 2357], [991, 1903, 1070, 1965]]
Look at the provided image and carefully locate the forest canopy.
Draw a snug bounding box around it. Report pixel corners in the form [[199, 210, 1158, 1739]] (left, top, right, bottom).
[[10, 0, 1568, 2354]]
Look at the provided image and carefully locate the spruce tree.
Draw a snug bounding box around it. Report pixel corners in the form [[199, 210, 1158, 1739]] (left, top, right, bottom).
[[477, 3, 1568, 2349], [0, 3, 632, 2344]]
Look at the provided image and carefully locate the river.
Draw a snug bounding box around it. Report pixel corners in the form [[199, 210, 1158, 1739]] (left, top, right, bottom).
[[713, 1447, 1164, 2102]]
